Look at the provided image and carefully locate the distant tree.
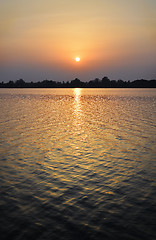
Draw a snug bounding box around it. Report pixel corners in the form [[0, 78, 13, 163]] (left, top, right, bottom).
[[88, 78, 100, 87], [110, 80, 117, 88], [94, 78, 100, 82], [70, 78, 81, 87], [102, 76, 110, 87], [0, 81, 4, 88], [15, 79, 25, 87], [7, 81, 14, 88], [0, 77, 156, 88]]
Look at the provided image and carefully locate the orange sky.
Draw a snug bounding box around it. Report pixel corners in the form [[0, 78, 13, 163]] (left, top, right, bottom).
[[0, 0, 156, 81]]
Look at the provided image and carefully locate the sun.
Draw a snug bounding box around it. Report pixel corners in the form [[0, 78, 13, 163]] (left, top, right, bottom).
[[75, 57, 80, 62]]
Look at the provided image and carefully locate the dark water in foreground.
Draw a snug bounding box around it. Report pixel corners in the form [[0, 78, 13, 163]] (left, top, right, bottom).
[[0, 88, 156, 240]]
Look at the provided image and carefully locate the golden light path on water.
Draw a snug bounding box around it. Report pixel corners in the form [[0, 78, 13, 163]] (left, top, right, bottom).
[[73, 88, 84, 152], [74, 88, 82, 117]]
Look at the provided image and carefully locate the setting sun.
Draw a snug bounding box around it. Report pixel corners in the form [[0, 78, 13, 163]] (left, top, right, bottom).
[[75, 57, 80, 62]]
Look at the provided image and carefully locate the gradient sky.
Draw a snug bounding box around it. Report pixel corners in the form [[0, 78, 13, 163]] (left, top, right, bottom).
[[0, 0, 156, 82]]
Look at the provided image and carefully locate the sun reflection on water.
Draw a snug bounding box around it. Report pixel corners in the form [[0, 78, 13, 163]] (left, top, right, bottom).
[[73, 88, 82, 116], [72, 88, 86, 151], [74, 88, 81, 101]]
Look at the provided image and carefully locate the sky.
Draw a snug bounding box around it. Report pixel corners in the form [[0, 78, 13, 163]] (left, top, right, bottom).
[[0, 0, 156, 82]]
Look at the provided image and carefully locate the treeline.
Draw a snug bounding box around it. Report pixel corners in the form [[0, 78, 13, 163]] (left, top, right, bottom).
[[0, 77, 156, 88]]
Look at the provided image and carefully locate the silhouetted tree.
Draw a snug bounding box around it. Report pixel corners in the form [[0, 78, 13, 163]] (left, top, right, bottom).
[[102, 76, 110, 87], [70, 78, 81, 87], [15, 79, 25, 87], [7, 81, 15, 87], [0, 78, 156, 88]]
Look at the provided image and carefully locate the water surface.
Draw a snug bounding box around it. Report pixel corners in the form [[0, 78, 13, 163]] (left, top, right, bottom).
[[0, 88, 156, 240]]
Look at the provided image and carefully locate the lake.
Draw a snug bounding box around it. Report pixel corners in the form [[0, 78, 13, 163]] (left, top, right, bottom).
[[0, 88, 156, 240]]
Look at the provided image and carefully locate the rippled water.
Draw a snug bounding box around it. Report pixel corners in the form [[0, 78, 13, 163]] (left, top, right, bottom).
[[0, 88, 156, 240]]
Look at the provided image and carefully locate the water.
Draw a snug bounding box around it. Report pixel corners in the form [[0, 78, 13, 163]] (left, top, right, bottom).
[[0, 88, 156, 240]]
